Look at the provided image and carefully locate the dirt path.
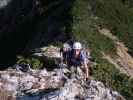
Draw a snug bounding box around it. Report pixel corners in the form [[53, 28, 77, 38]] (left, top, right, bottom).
[[98, 28, 133, 77]]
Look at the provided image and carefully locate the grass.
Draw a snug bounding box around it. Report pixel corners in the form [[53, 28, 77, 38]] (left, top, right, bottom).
[[72, 0, 116, 54], [89, 0, 133, 54]]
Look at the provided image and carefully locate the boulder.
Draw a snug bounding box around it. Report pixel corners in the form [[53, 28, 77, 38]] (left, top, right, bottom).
[[0, 67, 125, 100]]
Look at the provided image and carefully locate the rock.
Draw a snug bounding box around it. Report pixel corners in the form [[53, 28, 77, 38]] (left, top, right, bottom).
[[2, 83, 16, 93], [17, 95, 40, 100], [33, 53, 44, 57], [84, 80, 125, 100], [19, 74, 38, 91], [38, 69, 49, 76], [0, 67, 125, 100], [14, 64, 31, 72], [41, 90, 61, 100], [33, 46, 61, 59], [1, 73, 10, 80], [58, 79, 84, 100], [42, 46, 61, 58], [0, 0, 11, 8], [33, 46, 61, 66]]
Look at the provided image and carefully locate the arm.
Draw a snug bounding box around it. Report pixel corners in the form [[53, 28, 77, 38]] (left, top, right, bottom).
[[84, 59, 89, 79]]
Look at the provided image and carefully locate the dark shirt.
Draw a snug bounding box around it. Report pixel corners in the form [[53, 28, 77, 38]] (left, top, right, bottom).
[[60, 48, 70, 62], [69, 50, 86, 66]]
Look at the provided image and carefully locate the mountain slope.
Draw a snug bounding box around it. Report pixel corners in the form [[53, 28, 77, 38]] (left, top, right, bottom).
[[88, 0, 133, 55], [0, 0, 133, 99], [99, 28, 133, 77], [71, 0, 133, 99]]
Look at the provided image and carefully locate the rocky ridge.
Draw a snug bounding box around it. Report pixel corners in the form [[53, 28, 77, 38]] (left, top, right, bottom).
[[0, 67, 125, 100], [0, 46, 125, 100]]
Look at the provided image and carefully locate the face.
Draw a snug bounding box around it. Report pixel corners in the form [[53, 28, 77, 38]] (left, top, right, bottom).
[[75, 49, 81, 55], [63, 48, 68, 52]]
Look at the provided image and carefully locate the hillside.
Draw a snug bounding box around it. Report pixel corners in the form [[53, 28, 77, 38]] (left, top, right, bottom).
[[71, 0, 133, 99], [0, 0, 133, 100]]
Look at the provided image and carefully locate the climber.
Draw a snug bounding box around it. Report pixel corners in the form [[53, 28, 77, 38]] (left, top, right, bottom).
[[60, 43, 71, 65], [69, 42, 90, 80]]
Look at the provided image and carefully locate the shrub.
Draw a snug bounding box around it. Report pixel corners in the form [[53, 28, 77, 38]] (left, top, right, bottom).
[[89, 0, 133, 54], [16, 56, 43, 69], [72, 0, 133, 99]]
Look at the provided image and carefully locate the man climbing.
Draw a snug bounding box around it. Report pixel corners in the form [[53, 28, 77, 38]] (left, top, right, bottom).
[[69, 42, 90, 80], [60, 43, 71, 65]]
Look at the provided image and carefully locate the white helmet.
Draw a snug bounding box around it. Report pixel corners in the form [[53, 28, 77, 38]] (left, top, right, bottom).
[[63, 43, 71, 49], [73, 42, 82, 49]]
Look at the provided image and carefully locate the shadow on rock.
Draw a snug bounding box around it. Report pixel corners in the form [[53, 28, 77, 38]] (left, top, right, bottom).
[[0, 0, 75, 66]]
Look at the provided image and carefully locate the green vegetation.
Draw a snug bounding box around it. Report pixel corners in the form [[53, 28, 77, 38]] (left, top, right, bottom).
[[89, 0, 133, 54], [72, 0, 133, 99], [92, 58, 133, 99], [72, 0, 116, 55], [17, 56, 43, 69], [16, 55, 57, 70], [15, 0, 133, 99]]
